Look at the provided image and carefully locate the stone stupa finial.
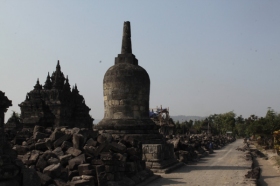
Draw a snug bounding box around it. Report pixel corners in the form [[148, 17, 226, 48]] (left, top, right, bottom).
[[121, 21, 132, 54]]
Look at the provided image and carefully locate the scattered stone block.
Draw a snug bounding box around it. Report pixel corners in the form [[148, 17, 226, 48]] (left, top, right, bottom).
[[35, 142, 48, 151], [59, 154, 72, 166], [61, 141, 73, 151], [36, 171, 53, 186], [36, 157, 48, 171], [52, 147, 64, 157], [34, 132, 47, 140], [73, 134, 84, 149], [47, 157, 60, 165], [54, 134, 72, 148], [66, 147, 82, 157], [53, 179, 67, 186], [68, 154, 85, 170], [86, 138, 98, 147], [50, 128, 64, 142], [43, 163, 62, 178], [69, 179, 94, 186]]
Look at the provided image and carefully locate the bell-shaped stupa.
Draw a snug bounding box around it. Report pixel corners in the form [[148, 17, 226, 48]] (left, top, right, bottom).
[[97, 22, 162, 140], [97, 22, 181, 172]]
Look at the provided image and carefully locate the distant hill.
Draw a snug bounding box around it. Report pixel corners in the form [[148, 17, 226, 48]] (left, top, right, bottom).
[[171, 115, 206, 122]]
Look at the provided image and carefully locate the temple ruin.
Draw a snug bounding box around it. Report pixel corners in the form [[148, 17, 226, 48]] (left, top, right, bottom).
[[96, 21, 182, 172], [149, 106, 175, 136], [19, 61, 93, 129]]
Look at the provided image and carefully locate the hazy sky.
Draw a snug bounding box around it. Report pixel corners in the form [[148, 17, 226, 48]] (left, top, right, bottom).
[[1, 1, 280, 122]]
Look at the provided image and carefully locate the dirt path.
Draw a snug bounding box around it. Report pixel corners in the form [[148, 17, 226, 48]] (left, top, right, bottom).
[[146, 139, 255, 186]]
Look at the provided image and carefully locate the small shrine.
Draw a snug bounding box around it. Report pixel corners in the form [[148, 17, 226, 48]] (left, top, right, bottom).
[[149, 106, 175, 136]]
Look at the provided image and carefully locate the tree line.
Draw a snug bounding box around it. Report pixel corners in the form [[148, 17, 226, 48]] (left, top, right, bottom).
[[173, 108, 280, 138]]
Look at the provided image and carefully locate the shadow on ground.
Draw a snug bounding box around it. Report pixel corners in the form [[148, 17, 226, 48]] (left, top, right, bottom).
[[151, 177, 187, 185]]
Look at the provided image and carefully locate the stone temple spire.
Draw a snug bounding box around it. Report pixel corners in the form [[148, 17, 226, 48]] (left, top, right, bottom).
[[44, 72, 52, 90], [121, 21, 132, 54], [56, 60, 61, 71], [63, 75, 71, 92], [51, 60, 65, 90], [34, 78, 42, 90]]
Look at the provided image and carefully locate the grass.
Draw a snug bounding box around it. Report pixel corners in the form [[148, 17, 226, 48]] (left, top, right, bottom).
[[274, 156, 280, 167]]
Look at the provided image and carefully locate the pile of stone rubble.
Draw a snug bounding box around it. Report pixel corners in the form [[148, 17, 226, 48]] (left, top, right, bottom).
[[168, 134, 236, 163], [12, 126, 153, 186], [235, 142, 260, 184]]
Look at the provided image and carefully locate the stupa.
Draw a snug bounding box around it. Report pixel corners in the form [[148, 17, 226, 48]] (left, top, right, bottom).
[[97, 21, 161, 140], [97, 22, 181, 172]]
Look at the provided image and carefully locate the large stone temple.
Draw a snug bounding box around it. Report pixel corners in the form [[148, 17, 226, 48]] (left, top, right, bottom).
[[97, 22, 181, 172], [19, 61, 93, 129]]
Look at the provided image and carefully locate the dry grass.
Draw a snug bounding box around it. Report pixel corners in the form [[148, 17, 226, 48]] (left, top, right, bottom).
[[273, 155, 280, 167]]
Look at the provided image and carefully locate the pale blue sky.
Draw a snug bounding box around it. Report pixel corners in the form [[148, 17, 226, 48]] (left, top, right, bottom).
[[1, 1, 280, 122]]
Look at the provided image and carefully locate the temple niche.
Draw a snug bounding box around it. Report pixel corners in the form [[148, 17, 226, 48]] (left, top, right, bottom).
[[19, 61, 93, 129]]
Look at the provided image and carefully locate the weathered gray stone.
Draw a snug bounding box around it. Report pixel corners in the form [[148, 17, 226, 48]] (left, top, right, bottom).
[[97, 135, 106, 144], [53, 134, 72, 148], [45, 138, 52, 150], [61, 141, 73, 151], [66, 147, 82, 157], [109, 142, 126, 153], [35, 142, 48, 151], [47, 157, 60, 165], [86, 138, 98, 147], [33, 132, 47, 140], [36, 157, 48, 171], [27, 150, 40, 165], [59, 154, 72, 165], [71, 128, 80, 135], [53, 179, 67, 186], [72, 133, 84, 149], [33, 125, 45, 134], [93, 141, 109, 156], [78, 164, 91, 176], [71, 176, 82, 181], [83, 145, 95, 157], [81, 175, 94, 180], [22, 153, 31, 165], [22, 167, 41, 186], [43, 163, 62, 178], [36, 171, 53, 186], [68, 170, 79, 181], [68, 154, 85, 170], [96, 164, 106, 186], [14, 145, 28, 155], [50, 128, 64, 142], [69, 179, 94, 186], [52, 147, 64, 157]]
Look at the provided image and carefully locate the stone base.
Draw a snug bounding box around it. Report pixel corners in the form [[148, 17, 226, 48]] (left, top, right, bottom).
[[142, 143, 182, 174], [96, 119, 181, 174]]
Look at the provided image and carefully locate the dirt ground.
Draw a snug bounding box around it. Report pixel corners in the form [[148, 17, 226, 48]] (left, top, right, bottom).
[[252, 146, 280, 186], [146, 139, 256, 186]]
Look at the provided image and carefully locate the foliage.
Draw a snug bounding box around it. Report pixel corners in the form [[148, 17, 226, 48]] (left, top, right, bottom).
[[172, 108, 280, 140]]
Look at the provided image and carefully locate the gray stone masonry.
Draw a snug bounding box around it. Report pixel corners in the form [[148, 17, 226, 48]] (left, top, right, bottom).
[[96, 22, 181, 172]]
